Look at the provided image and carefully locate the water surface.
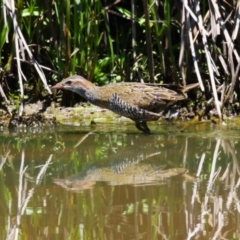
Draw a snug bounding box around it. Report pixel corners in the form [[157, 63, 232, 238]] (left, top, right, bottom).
[[0, 121, 240, 239]]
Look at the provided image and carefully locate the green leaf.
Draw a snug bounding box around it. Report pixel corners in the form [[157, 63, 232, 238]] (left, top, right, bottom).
[[22, 7, 43, 17], [0, 25, 8, 50], [116, 7, 131, 18]]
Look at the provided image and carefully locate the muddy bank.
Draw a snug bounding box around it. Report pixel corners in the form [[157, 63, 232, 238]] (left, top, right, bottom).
[[1, 99, 240, 131]]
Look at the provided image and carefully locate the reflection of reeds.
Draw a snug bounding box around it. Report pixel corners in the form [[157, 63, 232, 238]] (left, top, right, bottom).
[[185, 138, 240, 239], [0, 151, 10, 170], [74, 131, 94, 148], [6, 152, 52, 240]]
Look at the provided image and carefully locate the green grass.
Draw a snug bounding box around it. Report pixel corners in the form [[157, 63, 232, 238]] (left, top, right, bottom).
[[1, 0, 240, 119]]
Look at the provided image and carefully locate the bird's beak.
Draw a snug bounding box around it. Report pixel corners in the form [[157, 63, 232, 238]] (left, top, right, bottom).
[[51, 82, 64, 90]]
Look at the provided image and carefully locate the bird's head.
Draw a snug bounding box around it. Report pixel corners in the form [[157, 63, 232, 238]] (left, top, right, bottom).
[[52, 75, 95, 96]]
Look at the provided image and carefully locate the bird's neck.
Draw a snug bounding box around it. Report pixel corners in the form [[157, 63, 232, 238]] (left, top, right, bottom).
[[84, 85, 111, 108], [73, 84, 101, 104], [84, 86, 100, 103], [72, 83, 109, 108]]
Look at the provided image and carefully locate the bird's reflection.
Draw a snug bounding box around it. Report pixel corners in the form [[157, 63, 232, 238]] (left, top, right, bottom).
[[53, 147, 187, 191]]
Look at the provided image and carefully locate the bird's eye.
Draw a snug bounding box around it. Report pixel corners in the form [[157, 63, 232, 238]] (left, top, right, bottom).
[[65, 81, 72, 85]]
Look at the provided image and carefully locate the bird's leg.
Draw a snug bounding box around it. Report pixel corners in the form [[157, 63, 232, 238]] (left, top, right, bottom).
[[135, 121, 150, 133]]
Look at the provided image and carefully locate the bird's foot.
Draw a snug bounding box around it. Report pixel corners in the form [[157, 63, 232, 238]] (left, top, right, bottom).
[[135, 121, 151, 133]]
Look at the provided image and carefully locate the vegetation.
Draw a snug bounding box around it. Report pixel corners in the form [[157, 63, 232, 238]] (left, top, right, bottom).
[[1, 0, 240, 119]]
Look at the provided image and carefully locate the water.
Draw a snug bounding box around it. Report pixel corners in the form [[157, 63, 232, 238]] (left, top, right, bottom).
[[0, 121, 240, 239]]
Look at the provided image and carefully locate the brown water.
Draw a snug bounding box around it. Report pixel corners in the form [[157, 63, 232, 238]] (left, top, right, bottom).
[[1, 121, 240, 240]]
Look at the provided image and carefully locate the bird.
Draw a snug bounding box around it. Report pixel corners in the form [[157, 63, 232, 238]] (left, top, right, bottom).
[[52, 75, 199, 133]]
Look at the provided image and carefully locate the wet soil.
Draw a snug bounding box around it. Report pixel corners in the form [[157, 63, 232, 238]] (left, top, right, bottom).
[[0, 97, 239, 130]]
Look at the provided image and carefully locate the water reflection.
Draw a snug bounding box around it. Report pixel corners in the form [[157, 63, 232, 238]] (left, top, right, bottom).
[[53, 147, 187, 190], [4, 151, 52, 240], [0, 123, 240, 239]]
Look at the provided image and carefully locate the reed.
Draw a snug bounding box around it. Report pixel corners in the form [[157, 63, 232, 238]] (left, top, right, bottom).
[[1, 0, 240, 120]]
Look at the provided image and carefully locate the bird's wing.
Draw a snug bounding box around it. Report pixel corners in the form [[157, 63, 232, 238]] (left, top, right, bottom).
[[114, 84, 186, 110]]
